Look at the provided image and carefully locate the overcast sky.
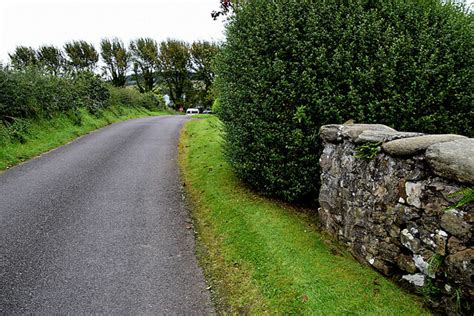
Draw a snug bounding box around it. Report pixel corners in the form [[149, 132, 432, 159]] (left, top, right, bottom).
[[1, 0, 472, 64], [0, 0, 226, 63]]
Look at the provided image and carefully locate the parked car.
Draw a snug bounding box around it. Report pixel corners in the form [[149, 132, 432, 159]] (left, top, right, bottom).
[[186, 108, 199, 115], [202, 109, 213, 114]]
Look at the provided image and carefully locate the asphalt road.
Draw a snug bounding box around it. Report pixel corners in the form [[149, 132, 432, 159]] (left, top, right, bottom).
[[0, 115, 214, 314]]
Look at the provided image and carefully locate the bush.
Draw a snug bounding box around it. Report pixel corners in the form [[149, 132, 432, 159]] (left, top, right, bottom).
[[108, 86, 165, 111], [211, 98, 221, 114], [0, 67, 110, 119], [215, 0, 474, 202]]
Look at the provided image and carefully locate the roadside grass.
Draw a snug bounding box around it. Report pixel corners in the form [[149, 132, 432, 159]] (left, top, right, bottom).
[[0, 105, 173, 170], [179, 116, 430, 315]]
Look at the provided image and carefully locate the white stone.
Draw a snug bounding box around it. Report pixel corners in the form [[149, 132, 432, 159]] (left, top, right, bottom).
[[401, 229, 414, 241], [413, 254, 435, 278], [402, 273, 425, 287], [437, 229, 448, 238], [410, 227, 419, 235], [398, 197, 405, 204], [422, 238, 436, 249], [369, 258, 375, 265], [405, 182, 422, 208]]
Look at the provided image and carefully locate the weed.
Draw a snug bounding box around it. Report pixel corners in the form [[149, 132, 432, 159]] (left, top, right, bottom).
[[355, 142, 382, 160], [446, 187, 474, 210], [427, 254, 443, 276]]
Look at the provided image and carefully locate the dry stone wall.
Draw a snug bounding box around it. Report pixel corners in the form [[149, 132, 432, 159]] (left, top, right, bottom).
[[318, 124, 473, 314]]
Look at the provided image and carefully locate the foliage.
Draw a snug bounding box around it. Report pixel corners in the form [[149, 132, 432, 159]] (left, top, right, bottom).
[[129, 38, 159, 93], [190, 41, 220, 108], [108, 86, 165, 111], [158, 39, 192, 108], [446, 187, 474, 210], [73, 72, 110, 114], [215, 0, 474, 202], [211, 98, 221, 114], [8, 46, 38, 70], [64, 40, 99, 72], [355, 142, 382, 160], [427, 253, 443, 276], [0, 67, 106, 120], [37, 45, 65, 76], [101, 38, 131, 87]]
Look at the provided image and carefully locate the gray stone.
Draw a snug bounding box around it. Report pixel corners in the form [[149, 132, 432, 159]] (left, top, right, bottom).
[[401, 228, 423, 253], [320, 125, 342, 143], [340, 124, 396, 141], [397, 254, 417, 273], [356, 130, 424, 144], [382, 134, 467, 156], [426, 138, 474, 184], [445, 248, 474, 287], [441, 209, 471, 238], [447, 236, 466, 254]]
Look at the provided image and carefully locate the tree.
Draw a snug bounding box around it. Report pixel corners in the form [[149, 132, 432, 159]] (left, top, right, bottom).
[[101, 38, 130, 87], [64, 40, 99, 72], [129, 38, 159, 93], [158, 39, 192, 109], [37, 45, 65, 76], [211, 0, 234, 19], [190, 41, 219, 108], [8, 46, 38, 70]]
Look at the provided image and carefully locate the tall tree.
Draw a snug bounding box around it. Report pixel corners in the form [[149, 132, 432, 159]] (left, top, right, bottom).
[[64, 40, 99, 72], [129, 38, 159, 93], [37, 45, 65, 76], [190, 41, 220, 108], [8, 46, 38, 70], [158, 39, 192, 108], [101, 38, 131, 87]]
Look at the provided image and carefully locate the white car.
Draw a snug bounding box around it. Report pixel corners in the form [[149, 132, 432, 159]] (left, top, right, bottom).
[[186, 108, 199, 115]]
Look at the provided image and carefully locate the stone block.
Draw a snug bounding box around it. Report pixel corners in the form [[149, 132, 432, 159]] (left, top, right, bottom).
[[382, 134, 467, 156], [356, 130, 424, 144], [340, 124, 396, 141], [426, 138, 474, 184]]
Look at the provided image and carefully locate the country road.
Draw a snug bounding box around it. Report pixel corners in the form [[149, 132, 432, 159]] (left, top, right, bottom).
[[0, 115, 214, 314]]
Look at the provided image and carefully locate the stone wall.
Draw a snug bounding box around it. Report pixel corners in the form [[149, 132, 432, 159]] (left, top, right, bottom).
[[318, 124, 473, 314]]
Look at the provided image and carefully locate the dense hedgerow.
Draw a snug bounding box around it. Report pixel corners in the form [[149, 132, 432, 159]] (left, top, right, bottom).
[[215, 0, 474, 202], [0, 67, 166, 122], [108, 86, 165, 111], [0, 67, 110, 120]]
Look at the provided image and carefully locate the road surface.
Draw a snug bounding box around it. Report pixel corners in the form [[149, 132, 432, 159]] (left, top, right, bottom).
[[0, 115, 214, 314]]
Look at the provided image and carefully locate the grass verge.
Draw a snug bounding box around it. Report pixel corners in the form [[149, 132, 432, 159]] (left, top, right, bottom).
[[0, 105, 173, 170], [179, 116, 430, 315]]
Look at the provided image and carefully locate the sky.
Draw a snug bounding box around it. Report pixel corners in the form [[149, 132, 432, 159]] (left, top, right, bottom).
[[0, 0, 226, 63]]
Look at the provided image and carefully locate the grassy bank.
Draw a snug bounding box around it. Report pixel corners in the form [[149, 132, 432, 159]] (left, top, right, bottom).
[[179, 117, 429, 315], [0, 105, 172, 170]]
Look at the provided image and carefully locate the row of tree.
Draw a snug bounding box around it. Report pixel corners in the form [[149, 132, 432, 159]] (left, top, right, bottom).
[[8, 39, 219, 109]]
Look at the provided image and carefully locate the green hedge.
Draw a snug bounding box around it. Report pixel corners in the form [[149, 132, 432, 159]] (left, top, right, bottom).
[[0, 67, 166, 123], [108, 86, 165, 111], [215, 0, 474, 202], [0, 68, 110, 119]]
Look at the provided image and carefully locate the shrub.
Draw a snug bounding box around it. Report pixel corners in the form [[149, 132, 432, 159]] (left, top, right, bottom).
[[215, 0, 474, 202], [211, 98, 221, 114], [108, 86, 165, 111], [0, 67, 110, 119]]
